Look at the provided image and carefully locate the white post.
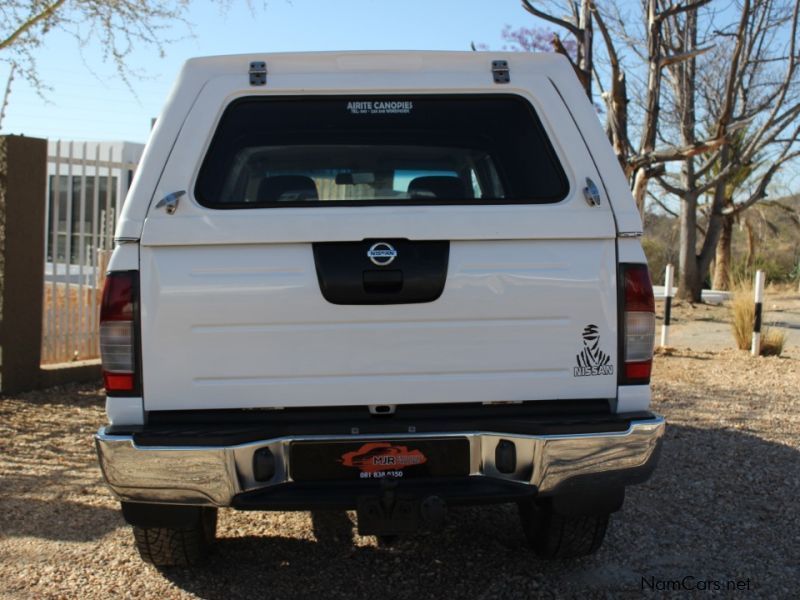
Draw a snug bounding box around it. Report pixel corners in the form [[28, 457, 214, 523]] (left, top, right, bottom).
[[660, 264, 674, 347], [751, 270, 765, 356], [64, 141, 74, 362]]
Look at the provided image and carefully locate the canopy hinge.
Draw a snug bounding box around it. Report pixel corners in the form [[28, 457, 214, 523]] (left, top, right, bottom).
[[492, 60, 510, 84], [249, 61, 267, 86]]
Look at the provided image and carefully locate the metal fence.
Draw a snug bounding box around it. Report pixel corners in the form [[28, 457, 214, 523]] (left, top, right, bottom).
[[41, 141, 138, 364]]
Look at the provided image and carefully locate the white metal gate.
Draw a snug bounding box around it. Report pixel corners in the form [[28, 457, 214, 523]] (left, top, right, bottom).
[[41, 141, 140, 364]]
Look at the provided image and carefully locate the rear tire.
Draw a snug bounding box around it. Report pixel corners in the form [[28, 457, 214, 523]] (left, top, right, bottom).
[[132, 507, 217, 567], [376, 534, 399, 547], [519, 500, 608, 559]]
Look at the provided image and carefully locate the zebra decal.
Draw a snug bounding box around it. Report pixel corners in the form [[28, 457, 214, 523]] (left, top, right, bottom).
[[574, 324, 614, 377]]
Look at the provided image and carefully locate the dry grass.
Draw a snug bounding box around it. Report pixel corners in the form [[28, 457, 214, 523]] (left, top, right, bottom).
[[729, 285, 788, 356], [730, 287, 755, 350], [761, 328, 787, 356]]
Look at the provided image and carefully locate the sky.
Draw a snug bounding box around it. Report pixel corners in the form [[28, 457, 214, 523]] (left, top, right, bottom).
[[0, 0, 546, 143]]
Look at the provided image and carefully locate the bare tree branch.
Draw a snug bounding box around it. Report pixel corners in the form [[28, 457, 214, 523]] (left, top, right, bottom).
[[655, 0, 713, 23], [727, 150, 800, 216], [656, 174, 687, 196], [592, 3, 631, 164], [521, 0, 582, 37], [0, 0, 66, 52], [0, 1, 252, 93], [741, 0, 800, 157], [659, 44, 713, 67], [714, 0, 752, 138], [629, 135, 728, 170], [648, 191, 680, 217]]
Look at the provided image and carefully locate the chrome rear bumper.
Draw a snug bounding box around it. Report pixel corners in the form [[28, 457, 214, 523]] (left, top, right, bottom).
[[95, 415, 665, 507]]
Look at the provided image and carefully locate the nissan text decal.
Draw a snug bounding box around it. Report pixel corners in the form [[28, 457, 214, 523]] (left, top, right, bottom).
[[574, 324, 614, 376], [367, 242, 397, 266]]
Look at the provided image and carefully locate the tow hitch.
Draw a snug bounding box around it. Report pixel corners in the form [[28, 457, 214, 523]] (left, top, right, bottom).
[[356, 480, 447, 535]]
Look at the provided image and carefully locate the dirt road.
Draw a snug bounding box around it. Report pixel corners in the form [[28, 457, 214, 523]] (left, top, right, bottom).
[[656, 289, 800, 352]]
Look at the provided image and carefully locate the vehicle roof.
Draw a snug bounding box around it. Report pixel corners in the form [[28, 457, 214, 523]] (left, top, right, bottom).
[[179, 50, 571, 78]]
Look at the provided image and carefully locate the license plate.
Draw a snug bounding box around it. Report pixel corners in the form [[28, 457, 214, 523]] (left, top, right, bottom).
[[290, 438, 470, 481]]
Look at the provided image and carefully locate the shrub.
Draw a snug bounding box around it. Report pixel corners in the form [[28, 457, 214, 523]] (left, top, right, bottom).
[[730, 288, 754, 350], [761, 328, 787, 356], [729, 285, 786, 356], [731, 255, 796, 285]]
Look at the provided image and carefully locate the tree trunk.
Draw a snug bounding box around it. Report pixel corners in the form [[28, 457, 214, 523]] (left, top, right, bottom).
[[745, 220, 756, 268], [712, 214, 734, 290], [579, 0, 593, 99], [631, 0, 663, 217], [677, 193, 702, 301], [675, 7, 703, 303], [696, 145, 729, 287], [631, 168, 649, 215]]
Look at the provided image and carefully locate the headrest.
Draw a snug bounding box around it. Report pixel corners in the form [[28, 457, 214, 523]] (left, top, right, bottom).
[[407, 176, 467, 199], [257, 175, 319, 202]]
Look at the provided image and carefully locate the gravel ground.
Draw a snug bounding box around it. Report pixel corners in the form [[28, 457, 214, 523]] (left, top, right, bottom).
[[1, 347, 799, 599]]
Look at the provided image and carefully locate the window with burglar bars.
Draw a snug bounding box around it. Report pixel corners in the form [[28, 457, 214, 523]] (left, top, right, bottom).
[[47, 174, 117, 263]]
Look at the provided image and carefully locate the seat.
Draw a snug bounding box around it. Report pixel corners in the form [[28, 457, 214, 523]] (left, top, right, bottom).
[[257, 175, 319, 202], [407, 175, 467, 199]]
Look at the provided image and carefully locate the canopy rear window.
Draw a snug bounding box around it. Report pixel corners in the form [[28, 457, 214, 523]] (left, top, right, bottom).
[[195, 95, 569, 208]]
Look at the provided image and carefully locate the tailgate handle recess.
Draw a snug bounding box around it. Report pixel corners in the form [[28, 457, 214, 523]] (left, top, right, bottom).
[[363, 270, 403, 294]]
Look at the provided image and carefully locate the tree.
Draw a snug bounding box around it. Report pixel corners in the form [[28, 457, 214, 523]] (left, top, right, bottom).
[[516, 0, 724, 214], [0, 1, 241, 92], [521, 0, 593, 96], [707, 132, 756, 289], [654, 0, 800, 299], [513, 0, 800, 301]]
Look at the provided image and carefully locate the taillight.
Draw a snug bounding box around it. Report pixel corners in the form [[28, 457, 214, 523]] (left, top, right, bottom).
[[100, 271, 139, 395], [619, 264, 655, 385]]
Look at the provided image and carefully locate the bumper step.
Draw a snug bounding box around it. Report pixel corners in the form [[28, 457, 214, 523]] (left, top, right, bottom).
[[95, 415, 665, 508]]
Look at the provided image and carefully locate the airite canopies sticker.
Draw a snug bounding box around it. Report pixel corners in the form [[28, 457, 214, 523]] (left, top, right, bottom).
[[340, 442, 427, 478], [574, 324, 614, 376], [347, 100, 414, 115]]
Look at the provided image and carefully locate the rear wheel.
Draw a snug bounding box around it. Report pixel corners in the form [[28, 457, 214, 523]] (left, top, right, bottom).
[[376, 534, 399, 547], [518, 500, 608, 559], [132, 507, 217, 567]]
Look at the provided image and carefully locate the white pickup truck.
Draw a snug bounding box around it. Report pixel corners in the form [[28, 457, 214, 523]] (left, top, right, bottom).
[[95, 51, 664, 566]]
